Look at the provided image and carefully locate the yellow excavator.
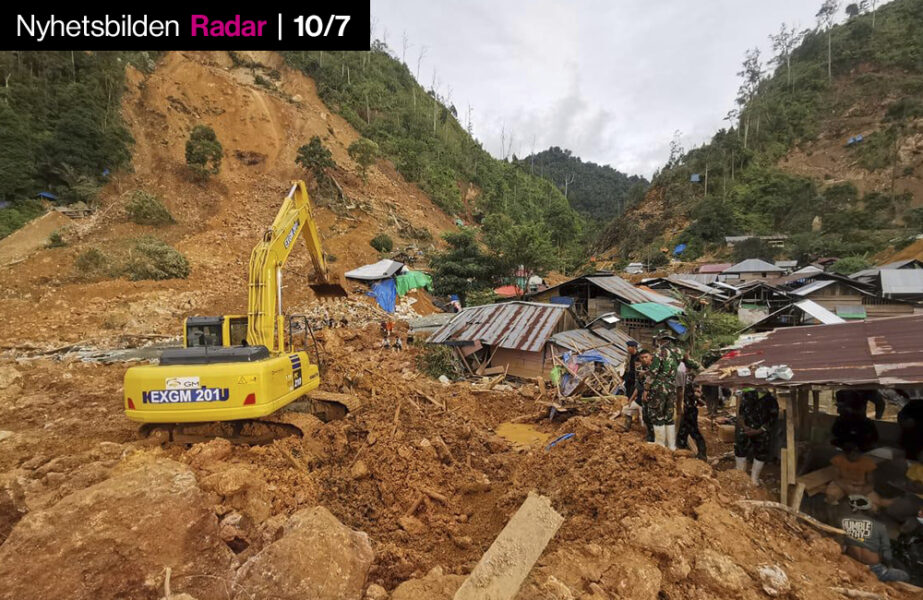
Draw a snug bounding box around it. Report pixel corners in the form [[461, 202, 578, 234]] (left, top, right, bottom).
[[123, 180, 356, 443]]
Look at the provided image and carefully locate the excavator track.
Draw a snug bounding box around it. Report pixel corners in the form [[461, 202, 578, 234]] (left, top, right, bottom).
[[139, 390, 361, 445]]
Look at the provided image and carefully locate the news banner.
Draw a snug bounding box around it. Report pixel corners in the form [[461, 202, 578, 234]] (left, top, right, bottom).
[[2, 7, 372, 50]]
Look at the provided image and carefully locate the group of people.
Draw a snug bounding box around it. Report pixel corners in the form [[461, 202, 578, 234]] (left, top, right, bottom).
[[620, 332, 707, 459]]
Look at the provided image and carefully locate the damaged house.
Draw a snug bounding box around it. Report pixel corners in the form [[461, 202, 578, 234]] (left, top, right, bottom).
[[428, 301, 634, 380]]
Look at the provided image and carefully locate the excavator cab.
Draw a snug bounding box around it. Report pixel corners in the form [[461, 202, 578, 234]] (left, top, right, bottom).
[[183, 316, 249, 348]]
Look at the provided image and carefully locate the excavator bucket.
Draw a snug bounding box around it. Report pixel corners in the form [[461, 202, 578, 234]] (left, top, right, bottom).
[[308, 270, 348, 299]]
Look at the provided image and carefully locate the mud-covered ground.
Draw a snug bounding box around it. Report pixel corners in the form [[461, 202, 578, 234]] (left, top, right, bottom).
[[0, 324, 913, 600]]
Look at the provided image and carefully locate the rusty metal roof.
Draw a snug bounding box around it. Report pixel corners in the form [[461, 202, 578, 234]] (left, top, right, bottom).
[[428, 301, 569, 352], [697, 314, 923, 388]]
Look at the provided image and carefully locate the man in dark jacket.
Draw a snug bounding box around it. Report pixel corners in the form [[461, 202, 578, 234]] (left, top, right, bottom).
[[677, 382, 707, 460], [734, 389, 778, 485], [841, 495, 910, 582]]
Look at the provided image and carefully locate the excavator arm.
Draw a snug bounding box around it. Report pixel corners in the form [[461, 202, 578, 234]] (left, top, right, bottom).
[[246, 181, 343, 352]]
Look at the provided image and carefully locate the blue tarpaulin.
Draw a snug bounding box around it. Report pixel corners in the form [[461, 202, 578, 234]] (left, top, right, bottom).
[[561, 350, 617, 366], [550, 296, 574, 306], [690, 173, 701, 183], [666, 319, 687, 335], [673, 243, 687, 255], [36, 192, 57, 200], [369, 278, 397, 313]]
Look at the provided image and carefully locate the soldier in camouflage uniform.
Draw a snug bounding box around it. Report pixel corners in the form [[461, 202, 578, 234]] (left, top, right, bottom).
[[643, 332, 686, 449], [734, 388, 779, 484]]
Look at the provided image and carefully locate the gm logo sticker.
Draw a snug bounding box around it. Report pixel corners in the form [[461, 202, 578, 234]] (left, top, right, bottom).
[[166, 376, 200, 390]]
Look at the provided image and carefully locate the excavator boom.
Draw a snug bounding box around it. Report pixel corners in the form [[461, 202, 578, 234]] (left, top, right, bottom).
[[246, 181, 345, 351]]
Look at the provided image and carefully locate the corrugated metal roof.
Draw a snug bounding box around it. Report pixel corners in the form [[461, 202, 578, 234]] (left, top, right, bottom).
[[344, 259, 404, 281], [794, 299, 845, 325], [791, 279, 835, 296], [549, 328, 633, 365], [589, 326, 635, 348], [586, 276, 678, 305], [881, 269, 923, 296], [723, 259, 784, 274], [665, 274, 727, 298], [698, 314, 923, 388], [621, 302, 683, 323], [697, 263, 733, 274], [428, 301, 568, 352], [775, 260, 798, 268]]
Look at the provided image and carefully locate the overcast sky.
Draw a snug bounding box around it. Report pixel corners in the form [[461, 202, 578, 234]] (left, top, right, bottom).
[[371, 0, 855, 178]]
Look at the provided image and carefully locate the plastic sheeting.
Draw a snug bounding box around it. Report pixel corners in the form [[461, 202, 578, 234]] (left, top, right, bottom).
[[396, 270, 432, 296], [369, 278, 397, 313]]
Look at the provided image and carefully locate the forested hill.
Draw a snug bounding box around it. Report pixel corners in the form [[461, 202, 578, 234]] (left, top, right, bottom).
[[598, 0, 923, 267], [284, 46, 587, 270], [516, 147, 648, 222]]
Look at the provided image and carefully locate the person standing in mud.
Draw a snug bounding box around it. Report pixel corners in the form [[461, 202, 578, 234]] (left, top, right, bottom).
[[644, 332, 684, 449], [622, 345, 652, 434], [677, 382, 708, 460], [734, 389, 779, 485]]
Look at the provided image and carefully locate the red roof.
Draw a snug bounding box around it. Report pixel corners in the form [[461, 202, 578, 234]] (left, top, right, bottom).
[[696, 263, 733, 274], [494, 285, 524, 298]]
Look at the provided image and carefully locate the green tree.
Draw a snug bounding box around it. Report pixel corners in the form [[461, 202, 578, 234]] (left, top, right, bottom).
[[185, 125, 223, 181], [430, 229, 496, 301], [830, 255, 870, 274], [733, 237, 778, 262], [0, 103, 35, 201], [490, 223, 558, 289], [347, 138, 379, 183], [295, 136, 335, 187]]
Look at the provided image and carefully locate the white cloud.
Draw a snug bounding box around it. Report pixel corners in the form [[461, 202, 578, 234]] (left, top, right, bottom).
[[372, 0, 854, 177]]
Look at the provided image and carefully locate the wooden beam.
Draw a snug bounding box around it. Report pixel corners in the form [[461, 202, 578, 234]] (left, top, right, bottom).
[[789, 482, 806, 512]]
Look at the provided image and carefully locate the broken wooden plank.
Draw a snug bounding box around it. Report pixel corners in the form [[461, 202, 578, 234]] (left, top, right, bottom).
[[453, 492, 563, 600]]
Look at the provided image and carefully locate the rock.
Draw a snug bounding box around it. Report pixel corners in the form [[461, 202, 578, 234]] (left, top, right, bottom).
[[0, 458, 233, 600], [0, 365, 22, 390], [0, 431, 13, 443], [365, 583, 388, 600], [540, 575, 575, 600], [675, 457, 713, 479], [0, 475, 27, 544], [351, 459, 370, 480], [200, 465, 271, 523], [234, 506, 373, 600], [757, 564, 790, 597], [694, 550, 753, 594], [398, 515, 427, 535], [438, 375, 451, 385], [186, 438, 232, 470], [391, 571, 466, 600], [598, 547, 662, 600]]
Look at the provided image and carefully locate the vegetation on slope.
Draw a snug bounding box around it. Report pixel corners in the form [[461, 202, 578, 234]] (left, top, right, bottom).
[[0, 52, 145, 238], [283, 46, 587, 273], [515, 146, 648, 222], [599, 0, 923, 263]]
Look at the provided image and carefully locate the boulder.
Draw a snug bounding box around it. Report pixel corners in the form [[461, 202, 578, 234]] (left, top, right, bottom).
[[234, 506, 373, 600], [694, 550, 753, 594], [757, 564, 790, 597], [391, 571, 466, 600], [0, 458, 233, 600]]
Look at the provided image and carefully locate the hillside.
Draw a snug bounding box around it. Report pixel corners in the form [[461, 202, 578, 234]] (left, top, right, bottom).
[[515, 146, 648, 224], [283, 48, 587, 269], [597, 0, 923, 265], [0, 51, 456, 348]]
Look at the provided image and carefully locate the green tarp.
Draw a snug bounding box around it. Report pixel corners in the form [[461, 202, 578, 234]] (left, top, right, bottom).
[[396, 270, 433, 297], [619, 302, 683, 323]]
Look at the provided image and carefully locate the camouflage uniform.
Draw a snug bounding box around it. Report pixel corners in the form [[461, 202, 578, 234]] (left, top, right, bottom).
[[734, 391, 779, 462], [645, 345, 684, 426]]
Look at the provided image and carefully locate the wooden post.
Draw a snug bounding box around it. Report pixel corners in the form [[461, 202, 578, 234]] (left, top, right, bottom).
[[777, 388, 797, 505]]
